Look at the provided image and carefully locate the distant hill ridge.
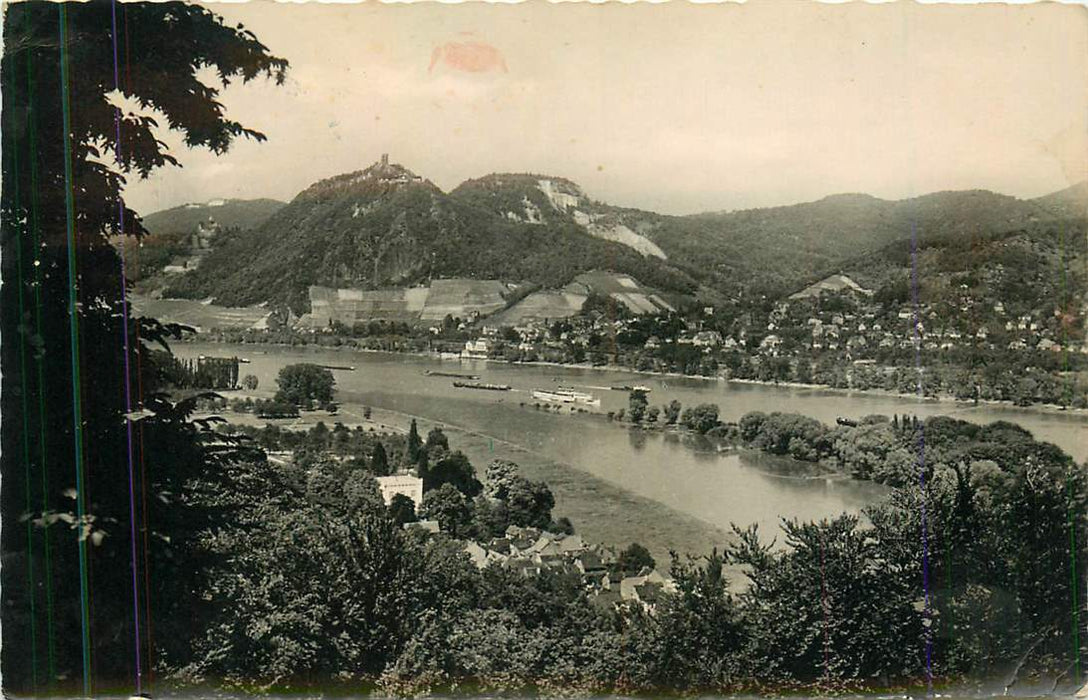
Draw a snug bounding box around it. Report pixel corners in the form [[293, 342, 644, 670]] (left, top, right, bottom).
[[635, 184, 1086, 298], [140, 197, 285, 235], [161, 155, 699, 312], [146, 155, 1086, 312]]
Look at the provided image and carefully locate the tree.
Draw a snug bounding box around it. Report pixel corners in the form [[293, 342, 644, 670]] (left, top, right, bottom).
[[426, 451, 482, 497], [415, 448, 430, 482], [664, 399, 682, 426], [504, 477, 556, 530], [274, 363, 335, 408], [184, 468, 478, 685], [408, 418, 423, 460], [425, 426, 450, 454], [681, 403, 720, 434], [371, 441, 390, 476], [647, 549, 744, 690], [484, 459, 521, 500], [242, 374, 259, 391], [306, 420, 331, 451], [420, 484, 473, 537], [1, 3, 286, 690], [646, 406, 661, 424], [617, 542, 656, 574], [628, 389, 649, 423], [730, 517, 922, 683], [388, 494, 417, 526], [330, 422, 352, 455]]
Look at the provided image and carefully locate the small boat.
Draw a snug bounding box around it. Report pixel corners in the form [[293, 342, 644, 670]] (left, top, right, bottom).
[[238, 357, 251, 364], [320, 365, 356, 371], [836, 416, 858, 427], [425, 370, 480, 379], [453, 381, 511, 391], [612, 384, 652, 393]]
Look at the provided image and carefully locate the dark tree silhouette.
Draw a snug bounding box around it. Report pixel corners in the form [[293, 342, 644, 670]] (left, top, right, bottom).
[[407, 418, 422, 460], [616, 542, 656, 574], [1, 2, 286, 692], [387, 493, 417, 526], [371, 441, 390, 476]]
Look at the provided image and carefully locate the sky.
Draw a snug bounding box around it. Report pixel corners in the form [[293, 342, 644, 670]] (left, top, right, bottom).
[[124, 1, 1088, 217]]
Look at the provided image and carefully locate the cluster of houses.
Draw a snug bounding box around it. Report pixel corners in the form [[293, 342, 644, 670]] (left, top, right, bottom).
[[375, 474, 676, 612], [739, 288, 1084, 359], [416, 289, 1084, 380], [462, 525, 677, 612]]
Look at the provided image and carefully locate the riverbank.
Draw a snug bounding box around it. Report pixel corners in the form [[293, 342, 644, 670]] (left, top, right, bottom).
[[203, 387, 737, 566], [180, 334, 1088, 419], [178, 339, 1085, 553]]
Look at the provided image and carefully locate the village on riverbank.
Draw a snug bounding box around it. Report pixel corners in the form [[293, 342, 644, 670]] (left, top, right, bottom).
[[136, 258, 1088, 415], [164, 346, 1087, 695]]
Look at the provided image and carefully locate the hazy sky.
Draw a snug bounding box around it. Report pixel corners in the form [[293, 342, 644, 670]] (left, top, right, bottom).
[[124, 1, 1088, 217]]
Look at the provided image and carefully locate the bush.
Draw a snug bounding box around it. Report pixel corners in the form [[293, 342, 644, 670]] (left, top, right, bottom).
[[253, 399, 300, 419]]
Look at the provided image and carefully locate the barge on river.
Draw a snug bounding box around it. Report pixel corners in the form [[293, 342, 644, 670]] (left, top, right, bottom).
[[611, 384, 652, 393], [453, 381, 511, 391], [426, 370, 480, 380]]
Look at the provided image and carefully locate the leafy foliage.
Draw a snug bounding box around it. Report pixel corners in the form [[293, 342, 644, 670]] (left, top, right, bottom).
[[1, 1, 286, 690], [616, 542, 656, 574], [680, 403, 720, 434], [274, 363, 335, 408]]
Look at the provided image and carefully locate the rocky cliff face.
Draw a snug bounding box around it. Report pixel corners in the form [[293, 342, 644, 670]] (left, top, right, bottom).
[[450, 173, 668, 259]]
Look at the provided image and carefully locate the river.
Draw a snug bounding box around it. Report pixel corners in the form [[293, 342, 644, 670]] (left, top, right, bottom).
[[177, 342, 1088, 556]]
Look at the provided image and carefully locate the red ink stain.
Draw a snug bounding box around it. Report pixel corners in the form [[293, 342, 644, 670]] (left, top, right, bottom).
[[429, 36, 508, 74]]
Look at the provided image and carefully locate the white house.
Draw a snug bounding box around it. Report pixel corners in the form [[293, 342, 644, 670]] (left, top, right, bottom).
[[376, 474, 424, 509], [461, 339, 491, 360]]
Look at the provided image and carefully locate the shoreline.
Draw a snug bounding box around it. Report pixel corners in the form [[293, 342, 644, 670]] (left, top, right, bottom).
[[183, 334, 1088, 420], [206, 389, 738, 565]]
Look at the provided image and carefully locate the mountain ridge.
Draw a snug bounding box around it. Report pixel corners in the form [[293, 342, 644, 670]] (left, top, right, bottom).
[[144, 157, 1086, 313], [161, 157, 700, 312]]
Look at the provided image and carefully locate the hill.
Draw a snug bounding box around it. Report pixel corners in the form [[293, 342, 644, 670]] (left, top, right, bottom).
[[128, 198, 285, 282], [1032, 180, 1088, 220], [448, 182, 1077, 303], [163, 158, 699, 312], [450, 174, 668, 259], [140, 197, 285, 235], [636, 189, 1066, 300], [152, 161, 1087, 320], [834, 216, 1088, 326]]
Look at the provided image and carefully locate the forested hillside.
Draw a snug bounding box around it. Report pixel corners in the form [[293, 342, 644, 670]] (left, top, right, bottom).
[[640, 189, 1075, 300], [141, 198, 285, 235], [839, 217, 1087, 323], [128, 198, 284, 281], [148, 165, 1087, 318], [164, 161, 699, 312]]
